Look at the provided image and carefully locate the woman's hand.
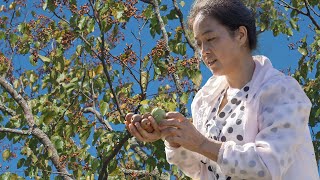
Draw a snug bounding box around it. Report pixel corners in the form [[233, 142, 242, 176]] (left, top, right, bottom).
[[125, 113, 161, 143], [159, 112, 207, 153]]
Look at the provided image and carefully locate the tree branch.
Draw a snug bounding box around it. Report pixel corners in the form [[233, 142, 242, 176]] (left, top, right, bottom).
[[0, 127, 31, 135], [0, 102, 16, 116], [129, 138, 148, 161], [149, 0, 186, 115], [0, 77, 34, 128], [172, 0, 196, 52], [131, 31, 148, 96], [0, 77, 73, 180], [120, 167, 170, 179], [82, 107, 113, 131], [302, 0, 320, 30], [42, 170, 75, 178], [276, 0, 320, 30], [98, 133, 131, 180], [304, 0, 320, 17], [277, 0, 307, 15]]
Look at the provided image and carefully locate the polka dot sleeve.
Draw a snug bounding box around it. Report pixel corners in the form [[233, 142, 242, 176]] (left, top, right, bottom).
[[216, 76, 312, 179], [164, 141, 202, 179]]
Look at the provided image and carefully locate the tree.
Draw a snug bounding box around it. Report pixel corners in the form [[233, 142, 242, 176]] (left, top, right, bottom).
[[0, 0, 318, 179]]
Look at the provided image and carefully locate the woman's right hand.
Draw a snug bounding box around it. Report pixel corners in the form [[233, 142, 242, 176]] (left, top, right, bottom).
[[125, 113, 161, 142]]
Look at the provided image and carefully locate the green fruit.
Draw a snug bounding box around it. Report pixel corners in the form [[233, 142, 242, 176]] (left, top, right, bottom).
[[151, 108, 166, 123]]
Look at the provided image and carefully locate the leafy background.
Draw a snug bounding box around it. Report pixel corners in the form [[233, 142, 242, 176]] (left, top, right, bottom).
[[0, 0, 319, 179]]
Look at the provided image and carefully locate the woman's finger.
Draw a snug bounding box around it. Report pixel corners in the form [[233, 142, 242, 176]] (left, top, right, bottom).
[[161, 127, 179, 137], [166, 112, 185, 122], [159, 118, 182, 129], [124, 120, 130, 131], [128, 123, 144, 142], [148, 116, 160, 133], [134, 122, 150, 139]]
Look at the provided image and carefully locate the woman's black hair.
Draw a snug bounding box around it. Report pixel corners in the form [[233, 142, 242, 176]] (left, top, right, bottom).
[[188, 0, 257, 50]]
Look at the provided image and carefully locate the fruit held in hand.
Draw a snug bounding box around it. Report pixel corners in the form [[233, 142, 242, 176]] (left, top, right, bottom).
[[151, 108, 166, 123], [141, 119, 154, 133]]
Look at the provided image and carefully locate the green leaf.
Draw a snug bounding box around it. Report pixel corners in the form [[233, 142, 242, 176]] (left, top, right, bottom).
[[88, 18, 95, 33], [2, 149, 10, 161], [0, 31, 5, 39], [43, 0, 48, 10], [38, 55, 51, 62], [93, 130, 102, 145], [0, 172, 11, 180], [287, 28, 293, 36], [17, 23, 26, 33], [167, 9, 178, 20], [100, 101, 108, 116], [180, 1, 185, 7], [141, 71, 149, 90], [65, 125, 72, 138], [260, 23, 266, 32], [31, 154, 38, 163], [0, 132, 5, 140], [290, 19, 298, 30], [78, 16, 87, 30], [316, 108, 320, 117], [80, 130, 91, 145], [17, 158, 25, 169], [9, 33, 19, 45], [160, 5, 167, 11], [191, 70, 202, 87], [180, 93, 189, 104], [298, 47, 307, 56], [176, 43, 186, 55], [91, 158, 100, 171], [52, 136, 64, 150]]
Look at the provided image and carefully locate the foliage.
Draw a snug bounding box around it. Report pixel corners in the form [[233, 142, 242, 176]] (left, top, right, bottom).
[[0, 0, 319, 179]]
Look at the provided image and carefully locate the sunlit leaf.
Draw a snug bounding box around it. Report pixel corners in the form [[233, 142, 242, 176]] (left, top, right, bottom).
[[38, 55, 51, 62], [298, 47, 307, 56], [100, 101, 108, 116], [180, 1, 185, 7], [180, 93, 189, 104], [2, 149, 10, 161], [17, 158, 25, 169]]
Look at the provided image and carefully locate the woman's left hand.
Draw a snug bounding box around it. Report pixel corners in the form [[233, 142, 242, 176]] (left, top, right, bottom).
[[159, 112, 207, 153]]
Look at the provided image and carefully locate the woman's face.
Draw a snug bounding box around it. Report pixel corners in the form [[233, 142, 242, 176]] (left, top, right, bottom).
[[193, 13, 243, 76]]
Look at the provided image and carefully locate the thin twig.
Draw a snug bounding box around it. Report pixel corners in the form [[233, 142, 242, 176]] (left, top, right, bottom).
[[0, 102, 16, 116], [42, 170, 75, 178], [131, 31, 147, 97], [302, 0, 320, 30], [304, 0, 320, 17], [0, 127, 31, 135], [120, 167, 170, 179], [149, 0, 186, 114], [82, 107, 113, 131], [276, 0, 320, 30], [172, 0, 196, 52], [277, 0, 307, 15]]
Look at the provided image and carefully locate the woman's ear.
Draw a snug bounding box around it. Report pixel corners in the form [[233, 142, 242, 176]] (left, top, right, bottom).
[[237, 26, 248, 47]]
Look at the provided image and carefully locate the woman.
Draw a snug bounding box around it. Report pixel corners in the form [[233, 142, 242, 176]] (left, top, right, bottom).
[[125, 0, 319, 179]]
